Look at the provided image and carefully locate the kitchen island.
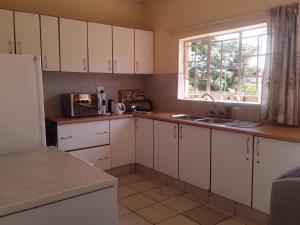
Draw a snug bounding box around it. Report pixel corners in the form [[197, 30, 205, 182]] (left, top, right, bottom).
[[0, 147, 117, 225]]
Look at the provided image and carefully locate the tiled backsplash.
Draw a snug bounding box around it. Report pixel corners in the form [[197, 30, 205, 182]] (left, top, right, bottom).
[[43, 72, 261, 121]]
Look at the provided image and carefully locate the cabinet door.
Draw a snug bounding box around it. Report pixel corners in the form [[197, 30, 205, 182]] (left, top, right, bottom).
[[40, 15, 60, 71], [154, 120, 178, 178], [135, 29, 153, 74], [110, 118, 135, 168], [112, 26, 134, 74], [211, 130, 253, 206], [179, 125, 210, 190], [253, 137, 300, 213], [0, 9, 14, 54], [136, 118, 153, 168], [60, 18, 88, 72], [88, 22, 112, 73], [14, 12, 41, 56]]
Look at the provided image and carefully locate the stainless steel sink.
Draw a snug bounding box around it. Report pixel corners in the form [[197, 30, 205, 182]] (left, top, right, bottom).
[[171, 114, 206, 120], [199, 118, 232, 124]]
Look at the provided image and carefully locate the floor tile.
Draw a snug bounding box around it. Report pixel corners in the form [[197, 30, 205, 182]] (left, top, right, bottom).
[[216, 218, 246, 225], [118, 174, 148, 185], [157, 215, 199, 225], [136, 203, 178, 224], [143, 189, 170, 202], [161, 195, 200, 213], [119, 194, 156, 211], [127, 179, 158, 192], [118, 185, 137, 199], [183, 205, 228, 225], [118, 204, 131, 217], [183, 193, 207, 205], [119, 213, 152, 225], [154, 185, 182, 197]]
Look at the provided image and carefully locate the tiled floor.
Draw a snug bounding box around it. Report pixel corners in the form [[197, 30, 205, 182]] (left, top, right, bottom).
[[117, 173, 257, 225]]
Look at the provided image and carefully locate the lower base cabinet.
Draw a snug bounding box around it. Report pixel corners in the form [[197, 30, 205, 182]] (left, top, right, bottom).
[[179, 124, 210, 190], [253, 137, 300, 213], [211, 130, 253, 206], [110, 118, 135, 168], [68, 146, 111, 170], [154, 120, 178, 178], [0, 187, 117, 225]]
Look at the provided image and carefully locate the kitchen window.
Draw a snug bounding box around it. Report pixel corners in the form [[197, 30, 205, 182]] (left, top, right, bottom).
[[180, 24, 267, 103]]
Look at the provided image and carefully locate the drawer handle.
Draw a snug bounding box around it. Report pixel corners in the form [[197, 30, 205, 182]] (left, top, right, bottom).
[[60, 135, 73, 140], [97, 131, 108, 135], [246, 137, 250, 154], [98, 156, 109, 161]]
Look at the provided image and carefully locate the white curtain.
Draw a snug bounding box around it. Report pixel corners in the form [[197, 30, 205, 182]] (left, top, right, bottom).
[[261, 3, 300, 126]]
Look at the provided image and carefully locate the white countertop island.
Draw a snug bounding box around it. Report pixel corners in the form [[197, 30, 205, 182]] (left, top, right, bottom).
[[0, 147, 117, 225]]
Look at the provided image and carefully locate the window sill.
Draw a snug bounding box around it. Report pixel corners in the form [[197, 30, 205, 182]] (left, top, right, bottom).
[[178, 97, 261, 105]]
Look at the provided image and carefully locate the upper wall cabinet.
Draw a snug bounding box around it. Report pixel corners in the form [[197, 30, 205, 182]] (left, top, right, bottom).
[[14, 12, 41, 56], [60, 18, 88, 72], [88, 22, 112, 73], [40, 15, 60, 71], [135, 29, 153, 74], [0, 9, 14, 54], [112, 26, 134, 74]]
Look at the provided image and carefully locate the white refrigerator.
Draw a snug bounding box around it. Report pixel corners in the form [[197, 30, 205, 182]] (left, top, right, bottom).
[[0, 54, 46, 154]]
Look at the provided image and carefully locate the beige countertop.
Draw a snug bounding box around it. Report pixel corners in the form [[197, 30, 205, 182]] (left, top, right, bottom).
[[0, 147, 117, 218]]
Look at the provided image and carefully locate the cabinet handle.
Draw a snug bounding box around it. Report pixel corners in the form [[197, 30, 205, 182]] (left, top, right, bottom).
[[43, 56, 47, 69], [97, 131, 108, 135], [256, 139, 260, 156], [246, 137, 250, 154], [8, 41, 13, 54], [135, 118, 138, 129], [114, 60, 117, 72], [136, 62, 139, 73], [174, 126, 177, 138], [180, 126, 183, 139], [98, 156, 109, 161], [60, 135, 73, 140], [83, 59, 87, 71], [108, 60, 112, 71], [17, 41, 22, 54]]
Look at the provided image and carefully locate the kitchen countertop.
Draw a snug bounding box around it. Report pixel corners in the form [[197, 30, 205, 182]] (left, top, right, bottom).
[[135, 112, 300, 143], [0, 147, 117, 218], [47, 113, 134, 125]]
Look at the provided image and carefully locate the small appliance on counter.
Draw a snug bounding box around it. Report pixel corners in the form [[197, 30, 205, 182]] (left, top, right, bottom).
[[97, 87, 107, 115], [124, 99, 153, 113], [61, 93, 99, 117], [115, 103, 126, 115]]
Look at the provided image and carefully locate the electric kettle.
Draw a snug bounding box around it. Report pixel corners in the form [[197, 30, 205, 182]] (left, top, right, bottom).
[[115, 103, 126, 115]]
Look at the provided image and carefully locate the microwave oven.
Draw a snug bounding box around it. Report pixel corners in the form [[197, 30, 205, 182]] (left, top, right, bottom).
[[61, 94, 99, 117]]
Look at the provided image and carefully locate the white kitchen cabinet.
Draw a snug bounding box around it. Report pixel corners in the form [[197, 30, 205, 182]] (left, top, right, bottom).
[[60, 18, 88, 72], [253, 137, 300, 213], [112, 26, 134, 74], [0, 187, 117, 225], [136, 118, 153, 168], [110, 118, 135, 167], [179, 124, 210, 190], [57, 121, 109, 151], [88, 22, 112, 73], [0, 9, 14, 54], [134, 29, 153, 74], [14, 12, 41, 56], [40, 15, 60, 71], [154, 120, 178, 178], [211, 130, 253, 206], [69, 146, 111, 170]]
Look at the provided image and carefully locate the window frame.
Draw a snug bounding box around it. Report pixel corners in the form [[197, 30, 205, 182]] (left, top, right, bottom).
[[180, 23, 267, 104]]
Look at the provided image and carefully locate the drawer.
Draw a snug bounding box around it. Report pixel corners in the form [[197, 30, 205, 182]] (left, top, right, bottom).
[[57, 121, 109, 151], [68, 146, 111, 170]]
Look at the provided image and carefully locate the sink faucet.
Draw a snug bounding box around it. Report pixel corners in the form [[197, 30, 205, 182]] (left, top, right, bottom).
[[201, 93, 227, 117]]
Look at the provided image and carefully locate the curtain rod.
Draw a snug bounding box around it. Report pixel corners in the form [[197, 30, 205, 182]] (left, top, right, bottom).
[[167, 10, 267, 34]]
